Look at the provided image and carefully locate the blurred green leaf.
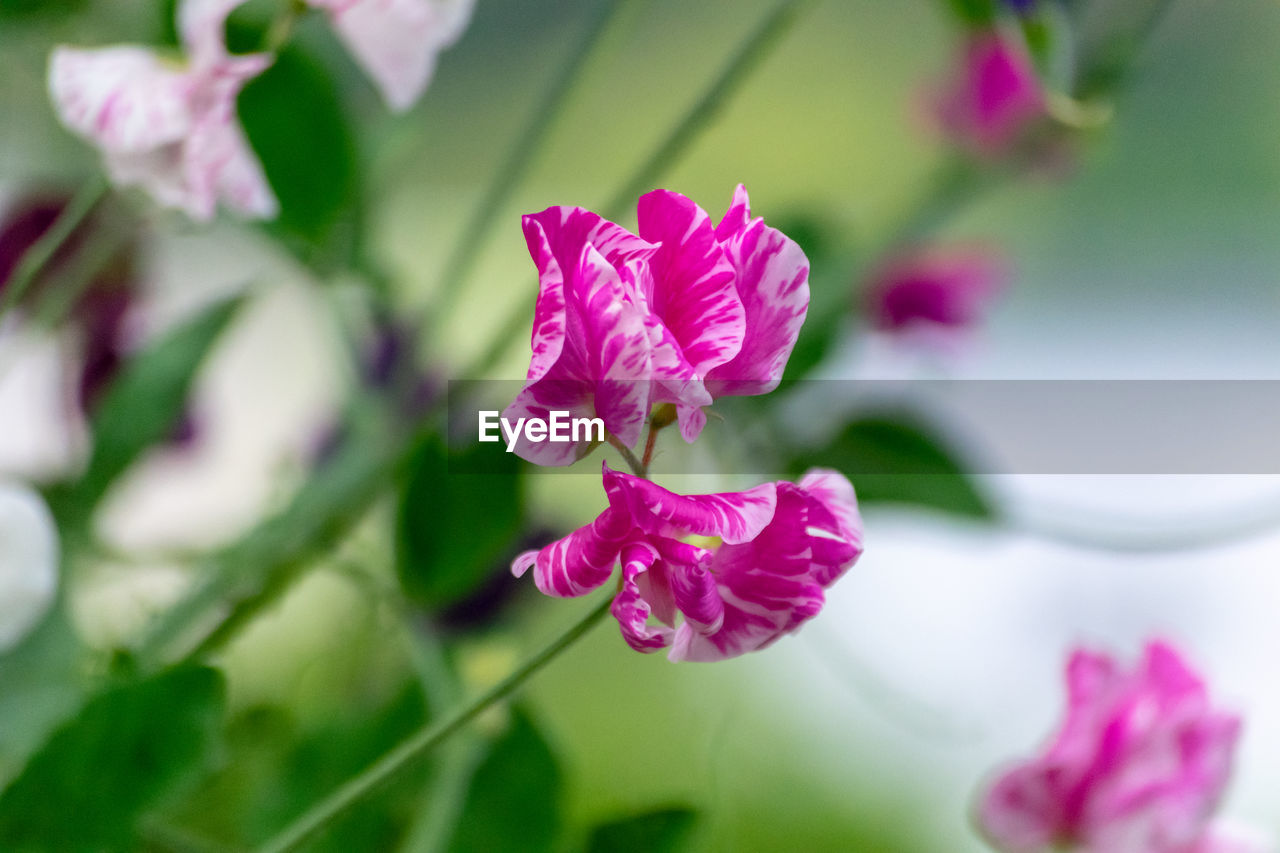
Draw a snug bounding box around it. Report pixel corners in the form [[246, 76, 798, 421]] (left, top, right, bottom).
[[0, 610, 89, 787], [585, 807, 698, 853], [0, 0, 87, 20], [791, 414, 994, 519], [61, 294, 242, 526], [449, 708, 562, 853], [169, 683, 430, 851], [396, 437, 525, 610], [943, 0, 997, 26], [0, 666, 225, 852], [237, 37, 363, 273]]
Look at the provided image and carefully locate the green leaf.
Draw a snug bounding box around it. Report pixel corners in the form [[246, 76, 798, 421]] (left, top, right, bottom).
[[0, 0, 87, 20], [791, 414, 994, 519], [396, 436, 525, 609], [0, 666, 225, 852], [449, 709, 562, 853], [65, 294, 243, 525], [168, 683, 430, 851], [943, 0, 998, 26], [585, 807, 699, 853], [237, 36, 363, 273], [0, 610, 89, 787]]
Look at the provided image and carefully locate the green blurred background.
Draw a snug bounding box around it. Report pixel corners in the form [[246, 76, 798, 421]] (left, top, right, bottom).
[[2, 0, 1280, 850]]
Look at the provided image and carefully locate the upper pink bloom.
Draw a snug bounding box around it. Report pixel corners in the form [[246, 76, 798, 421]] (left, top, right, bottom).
[[978, 641, 1269, 853], [307, 0, 475, 112], [937, 30, 1044, 156], [48, 0, 278, 222], [865, 244, 1006, 333], [504, 185, 809, 465], [512, 463, 862, 662]]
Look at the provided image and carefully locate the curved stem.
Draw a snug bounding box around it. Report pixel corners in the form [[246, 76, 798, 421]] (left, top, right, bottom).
[[255, 594, 612, 853], [601, 0, 814, 218], [0, 177, 107, 325], [428, 0, 635, 329], [606, 432, 646, 477]]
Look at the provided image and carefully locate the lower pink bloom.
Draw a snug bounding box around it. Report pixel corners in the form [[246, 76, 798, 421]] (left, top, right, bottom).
[[978, 641, 1269, 853], [512, 464, 862, 662]]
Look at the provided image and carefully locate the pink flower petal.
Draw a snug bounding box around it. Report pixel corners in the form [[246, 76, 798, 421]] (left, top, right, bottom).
[[510, 502, 632, 598], [49, 47, 191, 153], [704, 185, 810, 399], [602, 463, 777, 545], [48, 2, 276, 222], [503, 230, 654, 465], [978, 641, 1252, 853], [309, 0, 474, 112], [611, 543, 675, 653], [636, 189, 743, 377]]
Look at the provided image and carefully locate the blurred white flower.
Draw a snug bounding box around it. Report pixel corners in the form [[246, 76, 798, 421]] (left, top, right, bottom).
[[308, 0, 476, 112], [0, 481, 59, 652], [47, 0, 278, 222]]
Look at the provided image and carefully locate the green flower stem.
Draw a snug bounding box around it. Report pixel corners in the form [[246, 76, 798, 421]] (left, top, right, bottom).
[[601, 0, 815, 219], [256, 594, 614, 853], [427, 0, 636, 330], [457, 0, 817, 382], [606, 432, 646, 477], [0, 176, 107, 325]]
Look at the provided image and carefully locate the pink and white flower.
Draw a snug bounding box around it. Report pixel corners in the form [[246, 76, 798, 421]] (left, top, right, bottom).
[[978, 641, 1271, 853], [48, 0, 277, 222], [504, 185, 809, 465], [512, 463, 862, 662], [936, 30, 1044, 156], [864, 244, 1006, 334], [306, 0, 475, 112]]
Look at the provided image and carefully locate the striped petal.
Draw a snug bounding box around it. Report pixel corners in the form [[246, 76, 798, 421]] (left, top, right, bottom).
[[612, 543, 674, 653], [602, 463, 776, 545], [636, 189, 743, 376], [705, 185, 810, 398], [49, 46, 191, 153], [511, 503, 631, 598]]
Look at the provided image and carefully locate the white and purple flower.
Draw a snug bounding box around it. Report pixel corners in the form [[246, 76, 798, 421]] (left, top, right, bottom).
[[513, 463, 862, 662], [306, 0, 475, 112], [48, 0, 278, 222]]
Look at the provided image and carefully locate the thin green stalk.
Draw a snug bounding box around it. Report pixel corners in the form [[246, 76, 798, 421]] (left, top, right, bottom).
[[0, 177, 107, 324], [256, 594, 613, 853], [602, 0, 814, 219], [459, 0, 817, 382], [429, 0, 636, 327]]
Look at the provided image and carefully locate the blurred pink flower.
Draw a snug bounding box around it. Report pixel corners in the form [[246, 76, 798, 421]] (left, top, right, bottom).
[[48, 0, 278, 221], [937, 30, 1044, 156], [864, 244, 1006, 334], [504, 185, 809, 465], [307, 0, 475, 112], [512, 463, 862, 662], [978, 641, 1270, 853]]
